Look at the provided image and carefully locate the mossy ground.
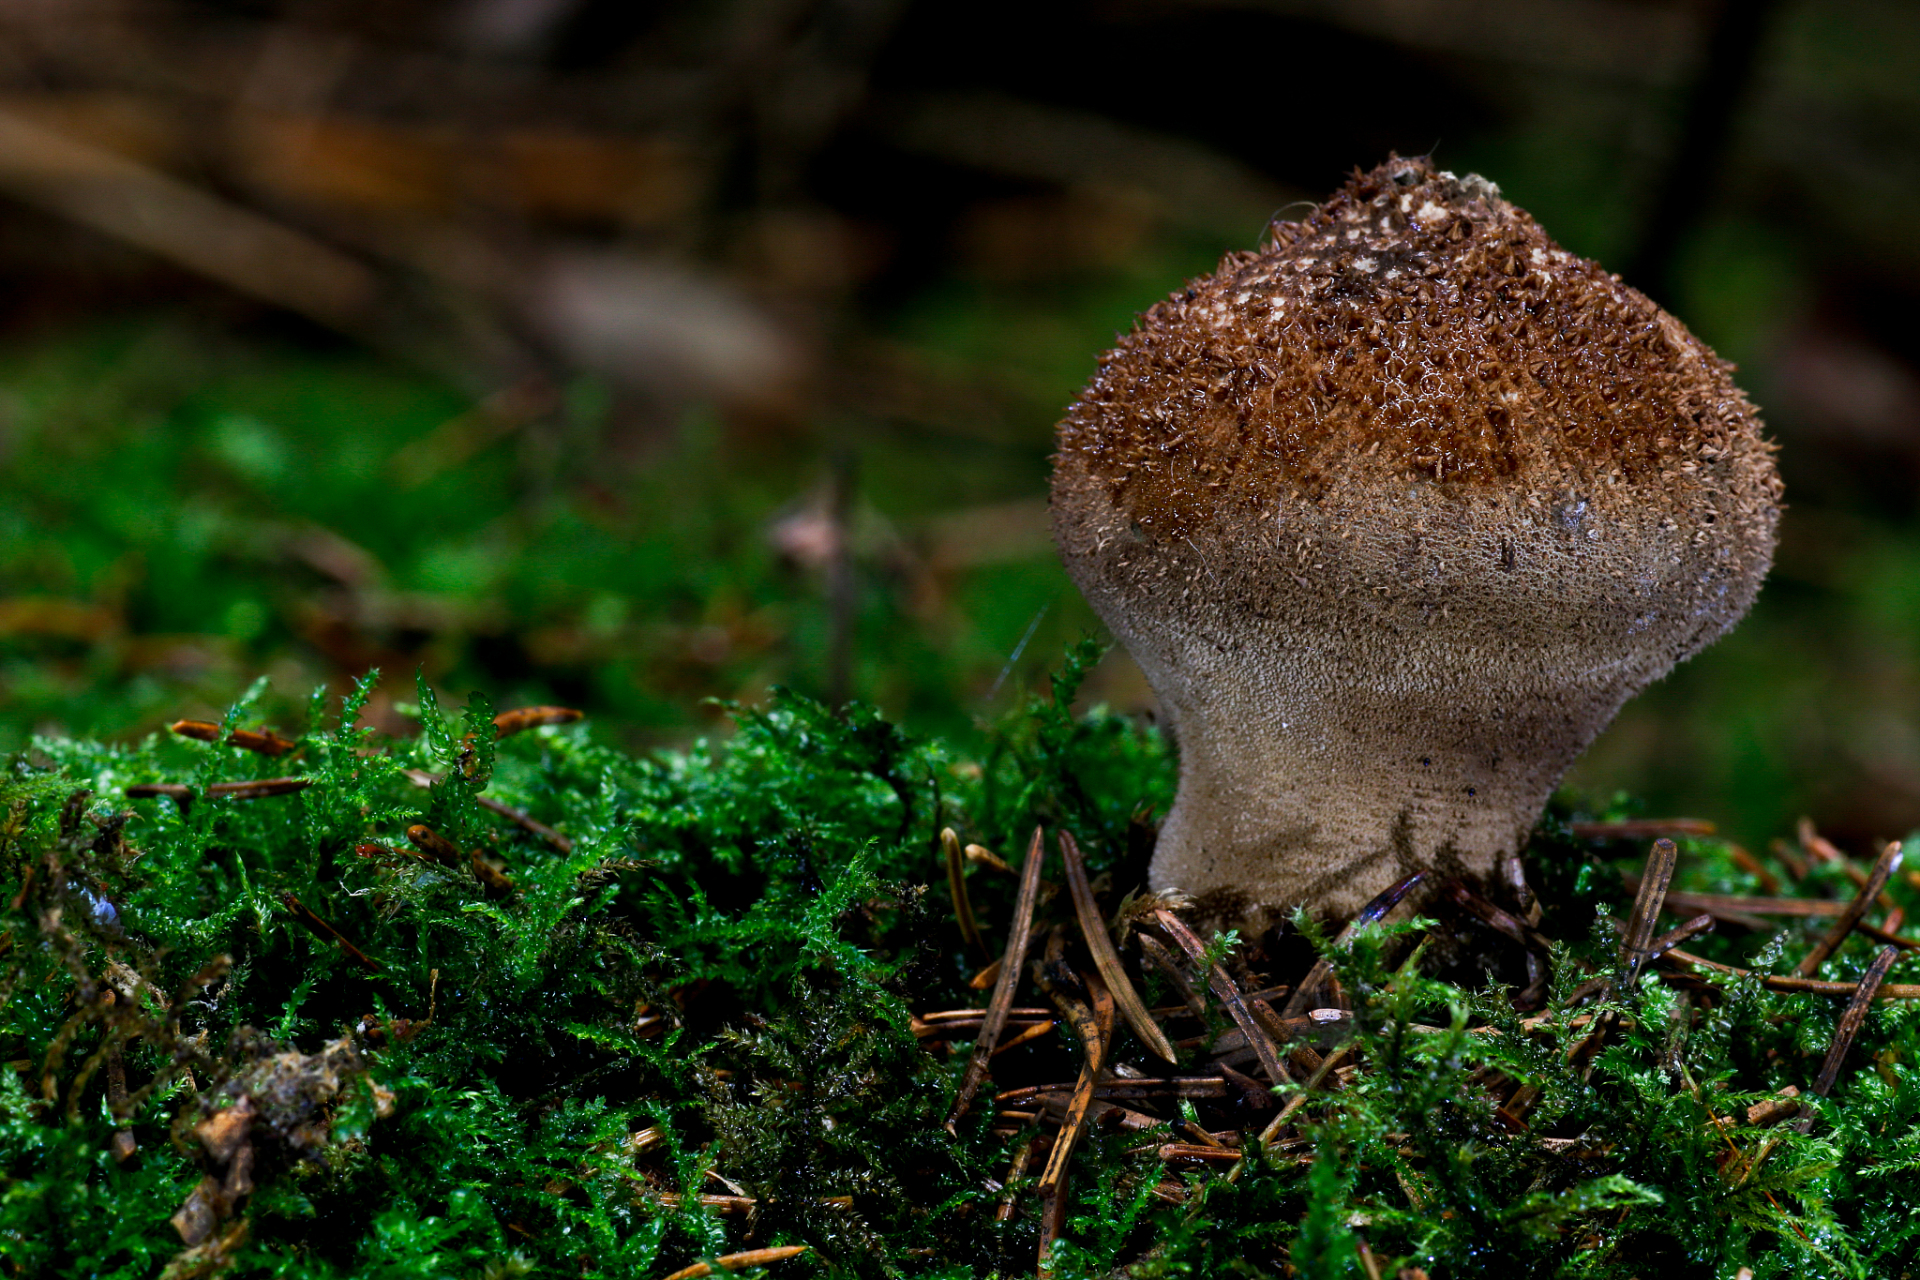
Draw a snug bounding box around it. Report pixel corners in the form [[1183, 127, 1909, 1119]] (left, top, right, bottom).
[[5, 644, 1920, 1279]]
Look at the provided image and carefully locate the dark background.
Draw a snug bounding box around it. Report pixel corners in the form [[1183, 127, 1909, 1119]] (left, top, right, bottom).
[[0, 0, 1916, 854]]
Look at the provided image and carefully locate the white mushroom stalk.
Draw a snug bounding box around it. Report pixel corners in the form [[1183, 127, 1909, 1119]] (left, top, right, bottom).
[[1050, 156, 1781, 929]]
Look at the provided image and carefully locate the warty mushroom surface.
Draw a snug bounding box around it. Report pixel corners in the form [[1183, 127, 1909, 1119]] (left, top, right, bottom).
[[1050, 155, 1782, 930]]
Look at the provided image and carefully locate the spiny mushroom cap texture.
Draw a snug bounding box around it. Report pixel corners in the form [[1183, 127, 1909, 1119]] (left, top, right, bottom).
[[1051, 156, 1780, 927]]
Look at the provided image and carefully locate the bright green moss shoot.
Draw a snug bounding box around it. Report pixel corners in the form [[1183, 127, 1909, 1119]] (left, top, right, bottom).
[[4, 646, 1920, 1279]]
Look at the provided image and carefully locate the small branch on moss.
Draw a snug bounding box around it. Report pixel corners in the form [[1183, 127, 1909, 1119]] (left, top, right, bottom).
[[169, 720, 298, 756], [1642, 888, 1848, 917], [995, 1137, 1037, 1223], [1646, 914, 1716, 961], [1251, 1044, 1353, 1155], [1158, 1142, 1242, 1165], [211, 777, 312, 800], [1446, 879, 1553, 1008], [1799, 819, 1900, 912], [491, 706, 583, 739], [402, 768, 573, 852], [1620, 838, 1680, 992], [124, 777, 311, 811], [966, 840, 1060, 896], [1136, 933, 1206, 1019], [1631, 884, 1920, 950], [125, 783, 193, 813], [1035, 954, 1114, 1276], [1571, 841, 1680, 1078], [474, 797, 570, 852], [1661, 948, 1920, 999], [988, 1019, 1057, 1057], [993, 1077, 1232, 1106]]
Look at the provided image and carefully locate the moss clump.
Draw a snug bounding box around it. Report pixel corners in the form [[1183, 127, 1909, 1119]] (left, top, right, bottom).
[[3, 647, 1920, 1278]]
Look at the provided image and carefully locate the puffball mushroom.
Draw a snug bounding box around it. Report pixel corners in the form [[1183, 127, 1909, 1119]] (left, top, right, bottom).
[[1050, 156, 1781, 929]]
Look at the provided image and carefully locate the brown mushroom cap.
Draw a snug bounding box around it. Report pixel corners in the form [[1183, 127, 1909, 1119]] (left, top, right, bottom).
[[1050, 155, 1781, 927]]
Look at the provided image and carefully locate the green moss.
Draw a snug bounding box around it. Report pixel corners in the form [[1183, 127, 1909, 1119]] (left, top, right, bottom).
[[4, 646, 1920, 1278]]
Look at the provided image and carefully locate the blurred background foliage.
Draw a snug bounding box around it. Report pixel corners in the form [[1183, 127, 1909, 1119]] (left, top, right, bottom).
[[0, 0, 1916, 855]]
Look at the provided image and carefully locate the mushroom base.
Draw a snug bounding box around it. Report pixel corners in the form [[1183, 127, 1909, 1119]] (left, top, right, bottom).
[[1147, 673, 1592, 929], [1051, 463, 1774, 930]]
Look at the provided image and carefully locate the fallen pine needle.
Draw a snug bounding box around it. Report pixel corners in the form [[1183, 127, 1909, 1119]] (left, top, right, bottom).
[[658, 1245, 809, 1280], [1154, 908, 1290, 1087], [948, 827, 1048, 1131], [1663, 948, 1920, 999], [944, 827, 986, 958], [1060, 830, 1175, 1062], [1036, 956, 1114, 1277], [1796, 842, 1903, 977]]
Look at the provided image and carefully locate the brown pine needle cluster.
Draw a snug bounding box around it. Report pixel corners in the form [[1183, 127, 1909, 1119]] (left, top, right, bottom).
[[920, 822, 1917, 1274]]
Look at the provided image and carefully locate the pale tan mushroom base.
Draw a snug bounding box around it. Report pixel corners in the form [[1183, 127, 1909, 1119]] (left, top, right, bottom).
[[1051, 462, 1775, 930]]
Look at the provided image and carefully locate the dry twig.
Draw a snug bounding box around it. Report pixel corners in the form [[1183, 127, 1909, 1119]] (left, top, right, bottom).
[[1619, 838, 1680, 992], [491, 706, 583, 738], [1570, 818, 1715, 840], [277, 892, 379, 971], [169, 720, 297, 756], [1662, 948, 1920, 999]]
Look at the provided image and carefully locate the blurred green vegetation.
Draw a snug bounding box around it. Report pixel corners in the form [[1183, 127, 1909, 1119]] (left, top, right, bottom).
[[0, 233, 1233, 757], [3, 213, 1920, 864], [0, 0, 1912, 861]]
